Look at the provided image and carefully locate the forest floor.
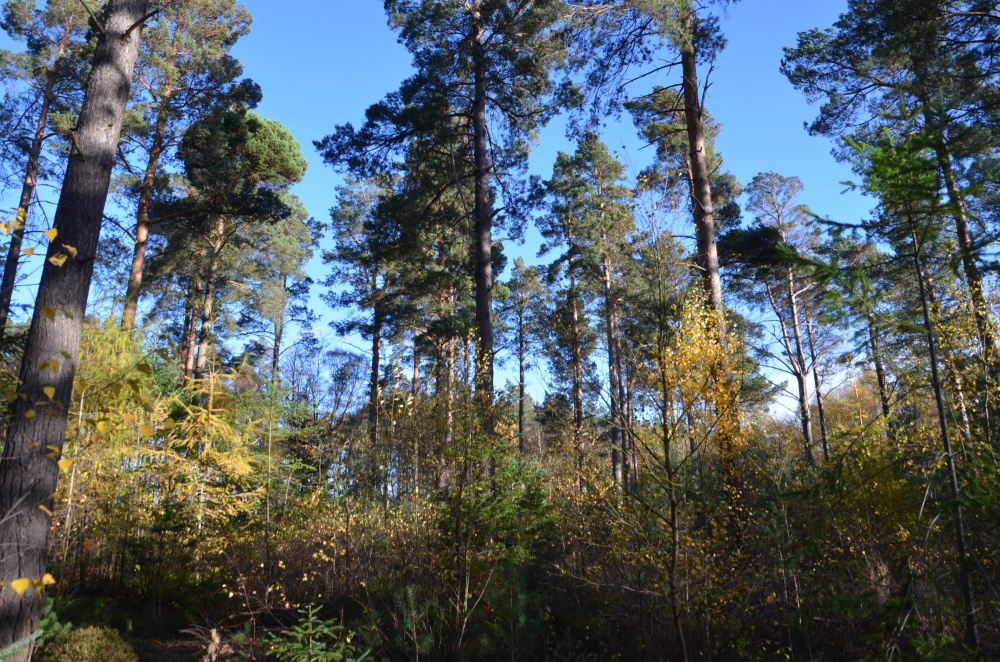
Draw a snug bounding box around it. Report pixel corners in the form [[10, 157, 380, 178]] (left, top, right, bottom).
[[133, 639, 200, 662]]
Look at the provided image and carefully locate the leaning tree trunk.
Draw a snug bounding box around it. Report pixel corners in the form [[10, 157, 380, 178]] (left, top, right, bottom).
[[867, 310, 892, 424], [0, 76, 56, 340], [909, 221, 980, 653], [0, 2, 148, 655]]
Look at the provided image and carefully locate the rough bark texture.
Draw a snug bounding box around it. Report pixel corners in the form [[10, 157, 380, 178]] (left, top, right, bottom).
[[680, 15, 725, 340], [121, 83, 172, 329], [0, 1, 148, 654], [470, 14, 494, 414], [924, 111, 997, 364], [0, 77, 55, 339]]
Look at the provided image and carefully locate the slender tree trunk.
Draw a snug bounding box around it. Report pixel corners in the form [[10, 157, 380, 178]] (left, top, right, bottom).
[[470, 13, 494, 415], [910, 222, 979, 652], [0, 76, 56, 339], [518, 300, 526, 454], [603, 246, 623, 490], [122, 27, 180, 330], [867, 310, 892, 423], [0, 2, 148, 653], [680, 13, 725, 340], [184, 282, 202, 382], [924, 273, 975, 451], [369, 311, 382, 492], [179, 299, 193, 375], [570, 267, 584, 470], [787, 276, 816, 466], [194, 218, 226, 385], [806, 319, 829, 462]]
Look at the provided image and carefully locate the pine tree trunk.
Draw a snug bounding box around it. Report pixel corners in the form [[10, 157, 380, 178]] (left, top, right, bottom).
[[925, 116, 996, 363], [470, 13, 494, 415], [603, 246, 623, 491], [787, 272, 816, 466], [867, 310, 892, 423], [184, 279, 202, 381], [368, 310, 382, 491], [806, 319, 829, 461], [910, 222, 979, 652], [570, 269, 584, 470], [518, 298, 526, 454], [680, 13, 725, 340], [194, 218, 226, 386], [0, 2, 148, 653], [0, 77, 55, 339]]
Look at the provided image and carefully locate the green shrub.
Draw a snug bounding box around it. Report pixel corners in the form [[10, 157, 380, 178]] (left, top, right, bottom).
[[266, 606, 370, 662], [36, 626, 137, 662]]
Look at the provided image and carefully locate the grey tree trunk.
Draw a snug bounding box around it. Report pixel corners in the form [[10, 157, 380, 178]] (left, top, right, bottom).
[[0, 1, 149, 654], [0, 77, 56, 339], [806, 319, 829, 461]]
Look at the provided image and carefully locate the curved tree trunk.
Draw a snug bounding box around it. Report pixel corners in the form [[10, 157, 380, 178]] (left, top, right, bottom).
[[0, 2, 148, 654]]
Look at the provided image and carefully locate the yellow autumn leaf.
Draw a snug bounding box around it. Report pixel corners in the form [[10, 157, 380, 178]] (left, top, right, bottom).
[[64, 245, 78, 259], [48, 359, 58, 371], [58, 458, 73, 472], [139, 424, 154, 438], [162, 417, 176, 430], [16, 207, 26, 221], [42, 574, 56, 586], [10, 578, 29, 595], [136, 363, 152, 375], [43, 228, 57, 242], [122, 414, 136, 424], [21, 247, 34, 257], [38, 504, 52, 517], [0, 223, 8, 236], [96, 421, 110, 435], [48, 254, 67, 267], [41, 306, 56, 321], [25, 410, 35, 420], [43, 386, 55, 400]]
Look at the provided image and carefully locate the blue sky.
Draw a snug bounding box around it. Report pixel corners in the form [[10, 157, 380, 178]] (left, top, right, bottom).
[[229, 0, 873, 394], [0, 1, 873, 399]]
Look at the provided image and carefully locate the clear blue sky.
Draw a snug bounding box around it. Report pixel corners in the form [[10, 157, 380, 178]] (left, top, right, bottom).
[[230, 0, 872, 391], [0, 1, 873, 396]]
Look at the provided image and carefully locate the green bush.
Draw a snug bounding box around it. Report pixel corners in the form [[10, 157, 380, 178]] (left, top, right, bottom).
[[36, 626, 137, 662]]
